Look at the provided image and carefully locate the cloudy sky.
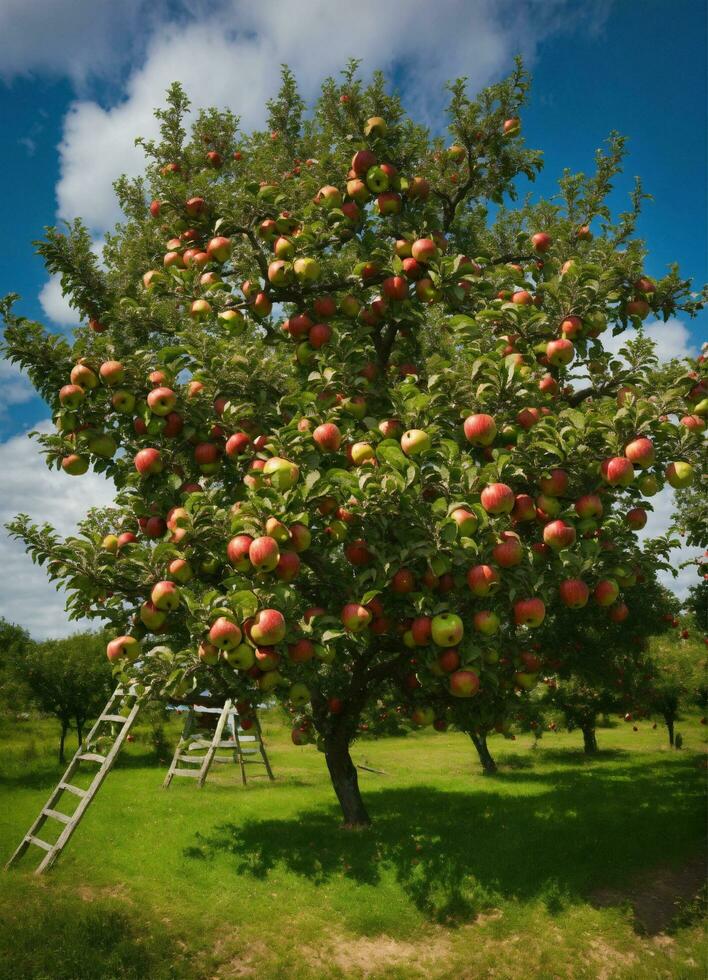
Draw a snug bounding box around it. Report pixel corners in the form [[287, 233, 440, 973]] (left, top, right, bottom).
[[0, 0, 705, 637]]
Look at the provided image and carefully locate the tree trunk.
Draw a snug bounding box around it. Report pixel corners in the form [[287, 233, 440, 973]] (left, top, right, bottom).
[[76, 718, 84, 749], [324, 734, 371, 828], [664, 712, 675, 747], [581, 723, 598, 754], [59, 721, 68, 764], [469, 732, 498, 774]]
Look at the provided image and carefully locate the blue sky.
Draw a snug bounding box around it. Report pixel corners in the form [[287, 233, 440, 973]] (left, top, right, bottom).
[[0, 0, 705, 635]]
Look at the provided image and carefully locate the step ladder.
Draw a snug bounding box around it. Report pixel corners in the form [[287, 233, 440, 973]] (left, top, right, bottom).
[[163, 702, 274, 788], [5, 685, 144, 875]]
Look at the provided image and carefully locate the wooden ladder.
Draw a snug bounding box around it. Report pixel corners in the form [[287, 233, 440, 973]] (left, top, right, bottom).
[[5, 685, 143, 875], [163, 700, 233, 789], [164, 703, 275, 788]]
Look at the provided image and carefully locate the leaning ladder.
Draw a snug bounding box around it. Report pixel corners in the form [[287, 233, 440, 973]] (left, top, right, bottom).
[[5, 685, 143, 875], [163, 703, 274, 788]]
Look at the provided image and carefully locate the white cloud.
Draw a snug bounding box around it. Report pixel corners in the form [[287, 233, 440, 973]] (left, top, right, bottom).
[[52, 0, 608, 235], [603, 317, 698, 363], [0, 422, 114, 639], [38, 276, 78, 327], [0, 0, 162, 86], [0, 359, 35, 417], [638, 485, 702, 599]]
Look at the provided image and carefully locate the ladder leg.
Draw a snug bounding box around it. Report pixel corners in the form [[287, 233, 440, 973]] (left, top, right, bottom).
[[163, 708, 193, 789], [234, 726, 248, 785], [198, 701, 231, 788]]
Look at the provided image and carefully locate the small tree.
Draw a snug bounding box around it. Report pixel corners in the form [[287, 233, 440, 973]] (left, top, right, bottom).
[[3, 62, 705, 825], [14, 633, 114, 762]]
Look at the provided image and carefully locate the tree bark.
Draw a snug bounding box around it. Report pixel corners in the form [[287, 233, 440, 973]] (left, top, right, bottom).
[[663, 712, 675, 747], [59, 721, 68, 764], [581, 723, 598, 754], [469, 732, 498, 775], [324, 734, 371, 828], [76, 718, 84, 749]]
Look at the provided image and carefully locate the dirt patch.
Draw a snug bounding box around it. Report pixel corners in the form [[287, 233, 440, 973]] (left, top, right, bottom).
[[590, 854, 706, 934], [306, 932, 454, 978]]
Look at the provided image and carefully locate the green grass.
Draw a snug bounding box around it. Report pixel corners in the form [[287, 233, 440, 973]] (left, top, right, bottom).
[[0, 711, 705, 979]]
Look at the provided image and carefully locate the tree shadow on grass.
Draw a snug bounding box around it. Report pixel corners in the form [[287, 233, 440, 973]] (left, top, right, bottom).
[[184, 755, 706, 924]]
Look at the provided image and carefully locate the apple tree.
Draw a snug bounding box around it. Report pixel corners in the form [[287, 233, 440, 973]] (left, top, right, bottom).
[[3, 61, 706, 826]]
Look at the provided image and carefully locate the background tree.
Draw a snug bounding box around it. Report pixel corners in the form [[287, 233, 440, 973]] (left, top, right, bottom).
[[2, 61, 705, 826], [13, 632, 114, 761], [0, 618, 33, 713]]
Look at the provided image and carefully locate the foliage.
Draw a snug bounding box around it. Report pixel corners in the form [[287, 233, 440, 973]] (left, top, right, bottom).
[[2, 62, 706, 823], [10, 632, 114, 761], [0, 617, 32, 712]]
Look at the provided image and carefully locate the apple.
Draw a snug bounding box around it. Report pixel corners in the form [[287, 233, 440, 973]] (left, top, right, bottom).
[[492, 536, 523, 567], [449, 670, 480, 698], [513, 598, 546, 627], [147, 386, 177, 416], [546, 339, 574, 367], [560, 315, 583, 339], [289, 682, 311, 707], [350, 442, 376, 466], [140, 601, 166, 630], [503, 117, 520, 135], [225, 432, 250, 457], [575, 494, 603, 519], [409, 616, 432, 646], [451, 508, 478, 537], [190, 299, 212, 320], [665, 461, 694, 489], [87, 433, 117, 458], [531, 232, 552, 252], [512, 494, 536, 522], [294, 257, 321, 282], [609, 602, 629, 623], [538, 468, 569, 497], [626, 299, 650, 318], [401, 429, 431, 456], [378, 419, 402, 438], [680, 414, 706, 432], [543, 520, 576, 550], [251, 609, 286, 645], [559, 579, 589, 609], [59, 384, 85, 409], [275, 551, 300, 582], [625, 507, 647, 530], [411, 238, 437, 263], [209, 617, 242, 652], [168, 558, 192, 583], [249, 536, 280, 572], [341, 603, 372, 632], [410, 706, 435, 727], [624, 436, 654, 469], [463, 413, 497, 446], [151, 580, 180, 612], [289, 523, 312, 553], [224, 643, 256, 670], [106, 635, 140, 663], [473, 611, 500, 635], [207, 236, 231, 262], [392, 568, 415, 594], [288, 639, 315, 664], [539, 374, 559, 396], [382, 276, 408, 301], [345, 539, 373, 566], [480, 483, 515, 514], [594, 579, 619, 606], [638, 473, 659, 496], [265, 518, 290, 543], [134, 448, 163, 476], [466, 564, 499, 597], [70, 363, 98, 389], [111, 389, 135, 414], [144, 516, 166, 539], [601, 456, 635, 486], [431, 612, 463, 647], [101, 534, 118, 553], [351, 149, 377, 175], [227, 535, 254, 571], [263, 457, 299, 490], [116, 532, 137, 549]]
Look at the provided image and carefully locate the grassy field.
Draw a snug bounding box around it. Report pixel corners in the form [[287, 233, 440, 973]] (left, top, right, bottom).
[[0, 709, 705, 979]]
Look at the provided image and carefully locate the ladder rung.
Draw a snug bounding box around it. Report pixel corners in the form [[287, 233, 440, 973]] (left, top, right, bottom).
[[176, 754, 203, 763], [172, 768, 202, 777], [43, 808, 72, 825], [78, 752, 106, 764], [100, 713, 128, 724], [59, 782, 87, 798], [27, 835, 53, 852]]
